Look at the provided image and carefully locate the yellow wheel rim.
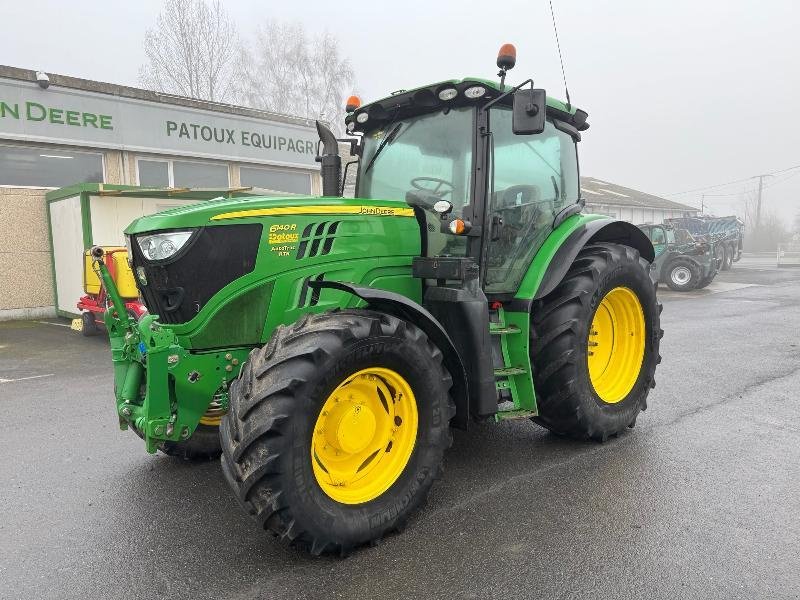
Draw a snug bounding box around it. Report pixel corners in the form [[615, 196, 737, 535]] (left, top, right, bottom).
[[587, 287, 646, 404], [311, 367, 418, 505], [198, 394, 227, 427]]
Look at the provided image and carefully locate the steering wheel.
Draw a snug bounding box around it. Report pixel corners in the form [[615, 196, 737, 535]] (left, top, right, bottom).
[[410, 177, 454, 199]]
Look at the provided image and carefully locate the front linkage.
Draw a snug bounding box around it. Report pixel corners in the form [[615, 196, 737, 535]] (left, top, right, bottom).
[[91, 247, 248, 454]]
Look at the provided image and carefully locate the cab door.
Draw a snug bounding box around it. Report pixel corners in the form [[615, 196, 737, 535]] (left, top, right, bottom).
[[482, 108, 580, 294], [649, 226, 668, 258]]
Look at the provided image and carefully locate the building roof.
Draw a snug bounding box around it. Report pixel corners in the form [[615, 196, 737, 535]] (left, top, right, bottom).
[[581, 177, 698, 212], [44, 183, 268, 203], [0, 65, 316, 129]]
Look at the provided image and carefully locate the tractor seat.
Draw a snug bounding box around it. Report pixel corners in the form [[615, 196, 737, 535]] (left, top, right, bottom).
[[496, 184, 540, 208]]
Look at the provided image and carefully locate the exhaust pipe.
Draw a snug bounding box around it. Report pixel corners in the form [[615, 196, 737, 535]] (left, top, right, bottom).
[[315, 121, 342, 197]]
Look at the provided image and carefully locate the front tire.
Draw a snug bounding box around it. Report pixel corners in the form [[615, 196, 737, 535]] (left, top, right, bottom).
[[159, 424, 221, 460], [665, 258, 700, 291], [81, 311, 99, 336], [531, 243, 662, 441], [221, 310, 454, 555]]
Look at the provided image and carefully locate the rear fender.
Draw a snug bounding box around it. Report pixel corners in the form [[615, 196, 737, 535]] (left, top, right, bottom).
[[308, 280, 470, 429], [534, 218, 655, 301]]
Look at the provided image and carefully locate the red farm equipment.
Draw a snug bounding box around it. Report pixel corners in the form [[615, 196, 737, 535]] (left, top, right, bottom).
[[77, 246, 146, 336]]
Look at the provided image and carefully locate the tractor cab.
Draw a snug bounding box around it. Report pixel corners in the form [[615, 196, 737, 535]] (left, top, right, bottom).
[[339, 76, 588, 297]]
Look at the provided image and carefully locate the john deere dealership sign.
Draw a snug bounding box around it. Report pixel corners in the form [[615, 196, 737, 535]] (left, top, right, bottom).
[[0, 77, 318, 168]]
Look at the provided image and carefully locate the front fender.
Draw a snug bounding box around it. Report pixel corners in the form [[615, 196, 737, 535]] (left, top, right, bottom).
[[308, 280, 470, 429]]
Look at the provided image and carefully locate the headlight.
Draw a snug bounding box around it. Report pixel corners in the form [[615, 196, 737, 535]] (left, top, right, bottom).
[[136, 230, 194, 261]]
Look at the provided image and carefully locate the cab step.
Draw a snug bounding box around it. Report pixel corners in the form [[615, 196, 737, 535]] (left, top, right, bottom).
[[495, 408, 536, 421], [489, 323, 521, 335], [493, 366, 527, 377]]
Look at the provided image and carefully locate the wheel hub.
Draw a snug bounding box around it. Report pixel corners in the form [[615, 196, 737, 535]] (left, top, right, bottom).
[[672, 266, 691, 285], [311, 368, 418, 504], [327, 402, 378, 454]]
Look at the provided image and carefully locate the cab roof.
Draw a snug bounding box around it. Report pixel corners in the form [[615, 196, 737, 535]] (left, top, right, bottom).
[[345, 77, 588, 134]]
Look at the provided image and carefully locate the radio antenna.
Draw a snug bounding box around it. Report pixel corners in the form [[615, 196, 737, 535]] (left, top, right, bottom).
[[549, 0, 572, 110]]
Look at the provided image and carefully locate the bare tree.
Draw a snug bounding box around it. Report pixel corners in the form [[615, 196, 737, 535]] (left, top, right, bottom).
[[740, 192, 791, 251], [138, 0, 239, 103], [234, 21, 355, 134]]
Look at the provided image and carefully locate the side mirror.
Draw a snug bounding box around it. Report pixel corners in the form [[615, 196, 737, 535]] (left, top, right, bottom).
[[512, 88, 546, 135]]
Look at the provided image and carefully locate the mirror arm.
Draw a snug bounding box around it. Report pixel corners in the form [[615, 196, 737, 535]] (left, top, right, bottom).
[[480, 78, 534, 112], [337, 134, 363, 157]]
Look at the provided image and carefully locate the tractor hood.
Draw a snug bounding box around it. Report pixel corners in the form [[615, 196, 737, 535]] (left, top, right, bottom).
[[124, 196, 415, 235]]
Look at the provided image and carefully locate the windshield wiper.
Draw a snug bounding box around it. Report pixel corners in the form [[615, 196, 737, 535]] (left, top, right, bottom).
[[363, 123, 402, 175], [551, 175, 560, 200]]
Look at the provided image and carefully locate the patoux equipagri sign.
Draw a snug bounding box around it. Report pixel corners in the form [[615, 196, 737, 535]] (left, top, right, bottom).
[[0, 77, 319, 169]]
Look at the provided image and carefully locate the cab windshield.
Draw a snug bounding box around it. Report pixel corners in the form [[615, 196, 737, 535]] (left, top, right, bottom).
[[356, 107, 474, 215]]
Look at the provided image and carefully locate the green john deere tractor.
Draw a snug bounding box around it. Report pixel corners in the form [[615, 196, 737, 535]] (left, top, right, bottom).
[[95, 47, 662, 555]]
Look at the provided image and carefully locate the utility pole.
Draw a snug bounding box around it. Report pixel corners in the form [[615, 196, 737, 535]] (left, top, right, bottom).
[[752, 174, 772, 229], [701, 194, 705, 213]]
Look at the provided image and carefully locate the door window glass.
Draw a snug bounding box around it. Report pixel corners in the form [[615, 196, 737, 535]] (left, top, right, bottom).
[[484, 109, 580, 293], [650, 227, 666, 245]]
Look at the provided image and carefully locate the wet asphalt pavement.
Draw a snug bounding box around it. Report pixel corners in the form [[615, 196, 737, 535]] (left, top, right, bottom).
[[1, 255, 799, 599]]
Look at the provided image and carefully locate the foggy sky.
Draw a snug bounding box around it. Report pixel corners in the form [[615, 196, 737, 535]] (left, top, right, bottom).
[[3, 0, 798, 223]]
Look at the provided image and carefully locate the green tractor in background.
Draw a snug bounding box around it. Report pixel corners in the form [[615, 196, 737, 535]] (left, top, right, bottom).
[[638, 222, 718, 291], [95, 46, 662, 554]]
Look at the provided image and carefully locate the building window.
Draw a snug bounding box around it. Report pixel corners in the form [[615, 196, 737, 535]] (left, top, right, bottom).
[[137, 160, 170, 187], [173, 160, 228, 187], [0, 145, 104, 188], [240, 166, 311, 194], [136, 157, 229, 188]]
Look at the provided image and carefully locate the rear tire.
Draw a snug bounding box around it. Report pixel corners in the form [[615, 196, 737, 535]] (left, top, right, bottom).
[[220, 310, 454, 555], [530, 243, 662, 441], [665, 258, 700, 291], [696, 271, 715, 289], [721, 245, 732, 271], [714, 244, 725, 270]]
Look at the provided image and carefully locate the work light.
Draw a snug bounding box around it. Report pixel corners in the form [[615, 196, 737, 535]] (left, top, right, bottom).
[[464, 86, 486, 99]]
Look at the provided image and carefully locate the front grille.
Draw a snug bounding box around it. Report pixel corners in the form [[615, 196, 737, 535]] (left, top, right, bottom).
[[296, 221, 340, 259], [132, 224, 262, 324]]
